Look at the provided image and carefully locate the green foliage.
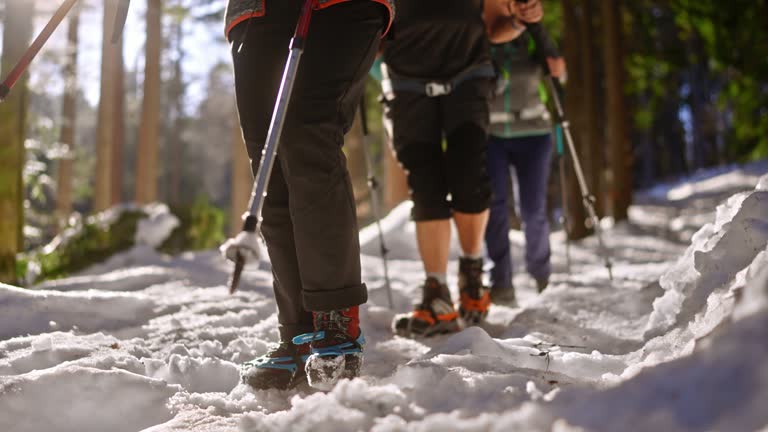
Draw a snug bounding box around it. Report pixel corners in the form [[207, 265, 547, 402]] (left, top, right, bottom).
[[670, 0, 768, 161], [722, 77, 768, 161], [15, 258, 28, 283], [23, 115, 62, 248], [626, 0, 768, 166], [25, 210, 146, 283], [160, 196, 225, 254], [541, 0, 562, 43], [17, 198, 225, 284]]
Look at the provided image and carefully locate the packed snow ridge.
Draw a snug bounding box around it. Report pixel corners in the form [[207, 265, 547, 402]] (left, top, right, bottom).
[[1, 167, 767, 432]]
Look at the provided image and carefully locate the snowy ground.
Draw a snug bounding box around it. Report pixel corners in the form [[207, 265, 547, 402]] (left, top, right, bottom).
[[1, 161, 767, 432]]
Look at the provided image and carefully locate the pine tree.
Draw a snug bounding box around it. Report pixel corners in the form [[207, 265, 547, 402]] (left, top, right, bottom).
[[601, 0, 632, 221], [94, 0, 119, 211], [56, 5, 81, 229], [135, 0, 163, 204], [0, 0, 34, 283], [111, 30, 125, 205]]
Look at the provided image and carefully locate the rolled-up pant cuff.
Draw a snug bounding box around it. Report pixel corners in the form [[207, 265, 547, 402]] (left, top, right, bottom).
[[303, 283, 368, 312], [278, 323, 315, 342]]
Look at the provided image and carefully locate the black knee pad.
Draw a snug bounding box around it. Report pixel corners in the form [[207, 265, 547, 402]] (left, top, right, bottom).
[[445, 123, 492, 213], [394, 141, 452, 221]]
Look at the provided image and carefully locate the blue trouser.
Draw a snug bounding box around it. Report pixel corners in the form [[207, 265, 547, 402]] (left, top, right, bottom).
[[485, 134, 553, 288]]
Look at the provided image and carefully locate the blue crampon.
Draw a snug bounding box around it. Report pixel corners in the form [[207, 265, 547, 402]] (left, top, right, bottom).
[[240, 341, 313, 390], [292, 330, 365, 357], [242, 352, 310, 373]]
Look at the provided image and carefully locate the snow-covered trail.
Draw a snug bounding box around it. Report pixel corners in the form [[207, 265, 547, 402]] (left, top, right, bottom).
[[1, 162, 767, 432]]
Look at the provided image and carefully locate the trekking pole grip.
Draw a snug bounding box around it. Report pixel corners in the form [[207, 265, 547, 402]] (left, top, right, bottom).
[[292, 0, 315, 50]]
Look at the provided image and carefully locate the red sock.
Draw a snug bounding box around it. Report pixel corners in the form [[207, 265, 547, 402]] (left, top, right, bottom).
[[343, 306, 360, 339], [312, 306, 360, 339]]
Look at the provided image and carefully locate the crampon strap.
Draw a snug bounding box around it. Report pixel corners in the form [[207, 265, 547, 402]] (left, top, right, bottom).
[[242, 352, 310, 372], [292, 331, 365, 357], [460, 291, 491, 312]]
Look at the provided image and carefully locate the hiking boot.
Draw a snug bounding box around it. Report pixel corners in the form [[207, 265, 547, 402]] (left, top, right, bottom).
[[301, 307, 365, 391], [536, 276, 549, 293], [458, 257, 491, 325], [393, 277, 460, 338], [490, 285, 518, 307], [240, 340, 311, 390]]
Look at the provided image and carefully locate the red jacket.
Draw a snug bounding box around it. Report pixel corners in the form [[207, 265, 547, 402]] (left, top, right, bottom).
[[225, 0, 394, 40]]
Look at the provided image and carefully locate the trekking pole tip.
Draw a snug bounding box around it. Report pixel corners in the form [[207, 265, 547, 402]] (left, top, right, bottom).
[[601, 255, 614, 282], [229, 254, 246, 294]]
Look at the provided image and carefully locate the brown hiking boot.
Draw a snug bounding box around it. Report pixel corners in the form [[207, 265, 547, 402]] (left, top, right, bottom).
[[458, 257, 491, 325], [393, 277, 460, 338]]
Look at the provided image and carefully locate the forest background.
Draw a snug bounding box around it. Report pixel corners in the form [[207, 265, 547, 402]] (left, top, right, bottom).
[[0, 0, 766, 284]]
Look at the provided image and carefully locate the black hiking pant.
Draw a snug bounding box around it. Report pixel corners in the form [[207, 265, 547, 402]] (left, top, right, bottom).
[[230, 1, 386, 341], [383, 77, 494, 221]]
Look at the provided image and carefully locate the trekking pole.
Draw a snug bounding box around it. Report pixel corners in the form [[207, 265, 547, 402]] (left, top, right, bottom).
[[547, 65, 613, 280], [0, 0, 130, 103], [513, 8, 614, 280], [359, 94, 394, 309], [0, 0, 79, 102], [229, 0, 316, 294], [546, 73, 613, 280], [555, 125, 572, 274]]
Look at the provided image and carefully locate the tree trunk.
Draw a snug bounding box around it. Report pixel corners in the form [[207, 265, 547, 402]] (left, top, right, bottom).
[[167, 17, 185, 204], [561, 0, 593, 239], [57, 6, 80, 230], [94, 0, 119, 211], [230, 121, 252, 237], [111, 32, 125, 205], [602, 0, 632, 221], [135, 0, 163, 204], [585, 0, 607, 219], [0, 0, 34, 284]]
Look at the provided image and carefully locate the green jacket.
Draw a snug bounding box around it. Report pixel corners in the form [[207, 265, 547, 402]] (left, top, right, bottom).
[[489, 32, 555, 138]]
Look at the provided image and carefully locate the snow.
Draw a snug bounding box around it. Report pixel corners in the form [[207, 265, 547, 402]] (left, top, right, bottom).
[[644, 159, 768, 202], [0, 366, 180, 432], [1, 164, 767, 431], [645, 184, 768, 337], [134, 203, 180, 248], [0, 284, 163, 339]]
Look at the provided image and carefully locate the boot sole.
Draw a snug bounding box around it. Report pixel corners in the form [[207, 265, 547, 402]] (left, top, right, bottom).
[[394, 318, 461, 338], [241, 368, 307, 391], [459, 308, 489, 326]]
